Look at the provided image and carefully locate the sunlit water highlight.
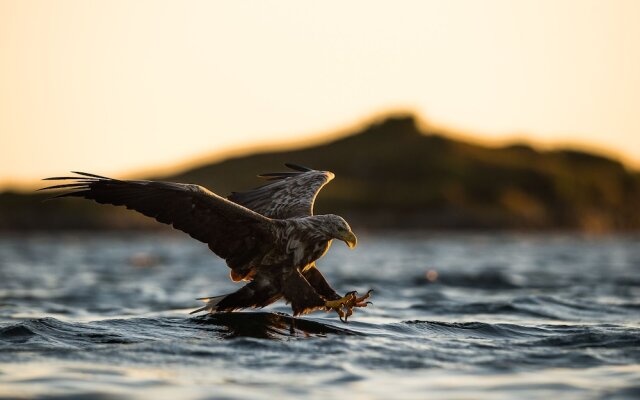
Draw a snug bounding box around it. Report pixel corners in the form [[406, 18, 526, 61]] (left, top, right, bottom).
[[1, 232, 639, 399]]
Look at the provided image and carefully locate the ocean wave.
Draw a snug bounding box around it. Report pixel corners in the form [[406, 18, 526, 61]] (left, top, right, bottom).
[[409, 293, 639, 322], [0, 313, 355, 351], [2, 233, 640, 398], [413, 270, 523, 289], [0, 318, 140, 351]]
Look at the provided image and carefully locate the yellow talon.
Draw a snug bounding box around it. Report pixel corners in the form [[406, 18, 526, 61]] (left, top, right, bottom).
[[325, 291, 357, 322], [324, 291, 356, 310], [354, 289, 373, 307], [325, 290, 373, 323]]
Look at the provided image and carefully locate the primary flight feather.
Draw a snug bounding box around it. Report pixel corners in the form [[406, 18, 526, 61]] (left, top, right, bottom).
[[40, 164, 371, 321]]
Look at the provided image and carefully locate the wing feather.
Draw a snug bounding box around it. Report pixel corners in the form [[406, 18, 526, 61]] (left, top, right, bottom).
[[228, 164, 334, 219], [39, 172, 275, 272]]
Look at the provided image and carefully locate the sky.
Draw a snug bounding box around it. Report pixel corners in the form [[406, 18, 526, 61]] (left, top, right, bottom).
[[1, 0, 639, 189]]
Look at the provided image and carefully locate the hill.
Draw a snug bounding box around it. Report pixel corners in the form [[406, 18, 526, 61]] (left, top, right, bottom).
[[2, 114, 639, 231]]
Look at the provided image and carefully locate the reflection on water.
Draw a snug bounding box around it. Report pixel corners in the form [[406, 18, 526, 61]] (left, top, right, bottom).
[[0, 232, 639, 399], [193, 312, 356, 339]]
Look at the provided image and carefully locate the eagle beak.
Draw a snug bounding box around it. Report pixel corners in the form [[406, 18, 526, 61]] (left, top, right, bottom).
[[343, 231, 357, 249]]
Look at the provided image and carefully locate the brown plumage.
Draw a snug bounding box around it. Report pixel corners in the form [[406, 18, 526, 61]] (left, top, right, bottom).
[[39, 165, 358, 317]]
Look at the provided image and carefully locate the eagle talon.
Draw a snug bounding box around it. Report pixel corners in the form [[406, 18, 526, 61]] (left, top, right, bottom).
[[347, 289, 374, 308], [337, 308, 346, 323], [332, 289, 375, 322], [358, 289, 373, 303], [344, 306, 354, 322], [325, 292, 357, 322]]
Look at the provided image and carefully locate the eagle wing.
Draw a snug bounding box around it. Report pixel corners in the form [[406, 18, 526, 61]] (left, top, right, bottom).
[[39, 172, 275, 277], [228, 163, 334, 219], [228, 164, 342, 309]]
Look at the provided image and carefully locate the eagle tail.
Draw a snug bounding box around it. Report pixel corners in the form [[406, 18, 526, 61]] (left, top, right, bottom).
[[190, 295, 226, 314], [190, 278, 282, 315]]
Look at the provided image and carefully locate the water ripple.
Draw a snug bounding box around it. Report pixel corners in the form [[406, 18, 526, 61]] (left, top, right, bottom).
[[1, 233, 640, 399]]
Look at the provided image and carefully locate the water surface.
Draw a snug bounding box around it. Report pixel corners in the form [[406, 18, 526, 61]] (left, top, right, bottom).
[[1, 232, 639, 399]]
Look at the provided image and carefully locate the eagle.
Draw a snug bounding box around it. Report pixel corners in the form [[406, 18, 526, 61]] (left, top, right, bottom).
[[40, 164, 372, 322]]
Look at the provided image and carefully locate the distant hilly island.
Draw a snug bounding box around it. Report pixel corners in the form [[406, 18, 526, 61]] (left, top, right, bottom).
[[2, 114, 639, 232]]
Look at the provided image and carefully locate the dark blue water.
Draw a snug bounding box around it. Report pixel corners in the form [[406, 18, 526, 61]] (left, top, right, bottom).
[[1, 232, 639, 399]]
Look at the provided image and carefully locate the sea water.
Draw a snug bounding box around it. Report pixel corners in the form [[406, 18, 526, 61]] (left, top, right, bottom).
[[0, 232, 639, 399]]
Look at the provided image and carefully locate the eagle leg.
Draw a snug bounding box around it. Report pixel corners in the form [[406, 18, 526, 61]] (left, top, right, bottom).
[[281, 270, 327, 316], [303, 265, 341, 301]]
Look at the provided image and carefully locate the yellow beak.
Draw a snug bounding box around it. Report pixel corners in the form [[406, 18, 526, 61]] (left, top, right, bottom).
[[342, 231, 357, 249]]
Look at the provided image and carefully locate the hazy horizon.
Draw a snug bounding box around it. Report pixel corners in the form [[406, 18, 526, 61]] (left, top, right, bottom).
[[2, 1, 639, 189]]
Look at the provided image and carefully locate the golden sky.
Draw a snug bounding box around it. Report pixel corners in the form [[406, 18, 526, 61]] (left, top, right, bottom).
[[1, 0, 639, 189]]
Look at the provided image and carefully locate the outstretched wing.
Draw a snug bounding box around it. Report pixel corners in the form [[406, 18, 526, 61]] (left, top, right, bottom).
[[39, 172, 275, 277], [228, 163, 334, 219]]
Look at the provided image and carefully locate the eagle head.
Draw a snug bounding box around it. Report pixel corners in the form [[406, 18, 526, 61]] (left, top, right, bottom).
[[324, 214, 357, 249]]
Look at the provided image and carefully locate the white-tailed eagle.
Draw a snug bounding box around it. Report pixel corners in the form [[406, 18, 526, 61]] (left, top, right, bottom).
[[40, 164, 371, 321]]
